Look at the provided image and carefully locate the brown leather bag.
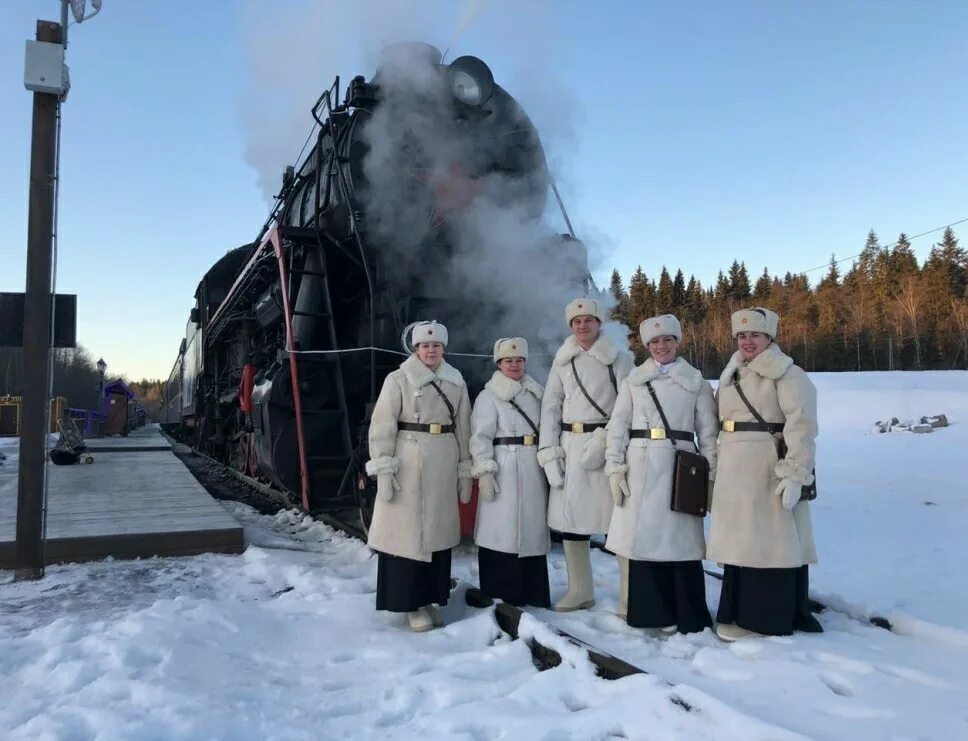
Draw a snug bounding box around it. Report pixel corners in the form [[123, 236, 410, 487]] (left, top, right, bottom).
[[645, 382, 709, 517]]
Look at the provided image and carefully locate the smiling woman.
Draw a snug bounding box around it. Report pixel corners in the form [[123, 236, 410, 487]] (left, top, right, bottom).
[[708, 307, 823, 642]]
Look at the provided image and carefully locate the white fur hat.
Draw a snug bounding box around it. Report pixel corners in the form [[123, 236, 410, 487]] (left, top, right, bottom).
[[640, 314, 682, 345], [410, 320, 448, 348], [565, 297, 603, 326], [731, 307, 779, 339], [493, 337, 528, 363]]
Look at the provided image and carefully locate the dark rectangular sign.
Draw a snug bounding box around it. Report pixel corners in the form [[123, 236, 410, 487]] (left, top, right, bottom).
[[0, 292, 77, 347]]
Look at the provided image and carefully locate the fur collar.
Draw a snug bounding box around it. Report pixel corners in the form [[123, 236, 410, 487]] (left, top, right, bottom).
[[400, 353, 465, 388], [627, 357, 702, 392], [719, 343, 794, 387], [485, 371, 544, 402], [553, 333, 619, 367]]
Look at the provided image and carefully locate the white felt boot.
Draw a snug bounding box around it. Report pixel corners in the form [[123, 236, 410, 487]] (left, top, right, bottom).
[[715, 623, 762, 642], [616, 556, 629, 619], [407, 607, 434, 632], [554, 539, 596, 612]]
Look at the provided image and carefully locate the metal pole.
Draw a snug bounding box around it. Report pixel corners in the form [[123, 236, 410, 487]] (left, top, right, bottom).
[[16, 20, 63, 580]]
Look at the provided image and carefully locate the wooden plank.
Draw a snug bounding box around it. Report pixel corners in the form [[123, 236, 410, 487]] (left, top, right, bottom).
[[0, 440, 246, 567]]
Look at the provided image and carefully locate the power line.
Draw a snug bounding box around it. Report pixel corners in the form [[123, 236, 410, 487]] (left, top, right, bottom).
[[799, 217, 968, 275]]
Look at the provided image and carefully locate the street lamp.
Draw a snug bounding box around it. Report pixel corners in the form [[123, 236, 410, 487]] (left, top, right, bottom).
[[96, 355, 106, 404]]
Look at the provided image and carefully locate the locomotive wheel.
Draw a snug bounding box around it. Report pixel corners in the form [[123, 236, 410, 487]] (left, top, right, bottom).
[[83, 455, 94, 464]]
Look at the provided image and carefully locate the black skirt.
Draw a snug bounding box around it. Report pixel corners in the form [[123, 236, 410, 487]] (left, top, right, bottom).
[[375, 549, 452, 613], [478, 547, 551, 608], [716, 564, 824, 636], [627, 559, 712, 633]]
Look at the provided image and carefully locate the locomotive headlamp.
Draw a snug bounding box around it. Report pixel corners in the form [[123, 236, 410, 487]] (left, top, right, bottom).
[[448, 56, 494, 106]]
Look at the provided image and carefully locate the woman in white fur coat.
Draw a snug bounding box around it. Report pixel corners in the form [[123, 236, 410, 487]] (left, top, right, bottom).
[[364, 321, 473, 632], [605, 315, 718, 634], [470, 337, 551, 607], [708, 307, 823, 641], [538, 297, 634, 611]]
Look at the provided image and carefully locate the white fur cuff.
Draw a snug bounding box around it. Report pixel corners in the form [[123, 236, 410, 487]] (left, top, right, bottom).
[[458, 460, 473, 480], [536, 446, 565, 466], [604, 461, 629, 476], [471, 458, 499, 478], [365, 456, 399, 477], [775, 458, 814, 486]]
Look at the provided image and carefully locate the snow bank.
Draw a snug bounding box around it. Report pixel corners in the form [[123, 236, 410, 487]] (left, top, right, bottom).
[[1, 371, 966, 739]]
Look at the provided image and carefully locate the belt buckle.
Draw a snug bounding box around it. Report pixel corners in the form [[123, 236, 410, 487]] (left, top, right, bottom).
[[571, 422, 584, 434], [650, 428, 666, 440], [523, 434, 536, 446], [429, 423, 443, 435], [722, 420, 735, 433]]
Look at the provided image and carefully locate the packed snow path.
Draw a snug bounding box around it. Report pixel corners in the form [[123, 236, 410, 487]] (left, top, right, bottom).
[[1, 370, 966, 739]]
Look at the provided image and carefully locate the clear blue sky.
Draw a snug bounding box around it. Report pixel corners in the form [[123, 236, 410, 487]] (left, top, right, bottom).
[[2, 1, 966, 380]]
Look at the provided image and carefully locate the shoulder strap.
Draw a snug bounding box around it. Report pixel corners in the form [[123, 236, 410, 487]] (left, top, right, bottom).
[[608, 363, 617, 393], [570, 357, 609, 418], [732, 372, 770, 427], [507, 398, 540, 437], [428, 381, 456, 426], [644, 381, 678, 449]]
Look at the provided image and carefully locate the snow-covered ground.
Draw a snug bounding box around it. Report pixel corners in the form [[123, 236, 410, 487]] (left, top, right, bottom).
[[1, 371, 967, 740]]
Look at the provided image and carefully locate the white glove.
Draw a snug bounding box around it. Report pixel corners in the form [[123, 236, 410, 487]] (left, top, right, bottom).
[[775, 478, 801, 511], [377, 473, 401, 502], [543, 460, 564, 489], [458, 477, 473, 504], [608, 472, 630, 506], [478, 473, 500, 501]]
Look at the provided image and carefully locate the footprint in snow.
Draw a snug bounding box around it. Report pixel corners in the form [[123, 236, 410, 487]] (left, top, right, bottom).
[[875, 663, 951, 688], [819, 670, 854, 697]]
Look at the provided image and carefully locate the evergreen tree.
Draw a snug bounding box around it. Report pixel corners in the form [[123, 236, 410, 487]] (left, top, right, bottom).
[[672, 269, 687, 312], [753, 267, 772, 300], [655, 266, 674, 314], [607, 269, 629, 324], [627, 266, 656, 328], [727, 260, 752, 300]]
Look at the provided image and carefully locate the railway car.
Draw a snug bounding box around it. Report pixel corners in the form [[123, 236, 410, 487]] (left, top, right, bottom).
[[168, 43, 591, 528]]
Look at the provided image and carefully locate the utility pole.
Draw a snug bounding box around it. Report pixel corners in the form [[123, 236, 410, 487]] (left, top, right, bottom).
[[16, 20, 63, 580]]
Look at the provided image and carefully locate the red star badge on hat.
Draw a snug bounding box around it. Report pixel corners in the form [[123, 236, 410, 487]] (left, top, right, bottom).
[[741, 318, 748, 324], [511, 344, 517, 350], [654, 322, 660, 328]]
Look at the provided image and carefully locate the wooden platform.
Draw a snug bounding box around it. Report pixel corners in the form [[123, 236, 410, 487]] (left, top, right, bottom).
[[85, 425, 172, 453], [0, 439, 245, 568]]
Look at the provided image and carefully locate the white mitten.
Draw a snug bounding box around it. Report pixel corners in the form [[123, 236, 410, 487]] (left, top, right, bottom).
[[579, 427, 608, 470], [377, 473, 401, 502], [458, 477, 473, 504], [543, 460, 564, 489], [608, 472, 630, 506], [775, 478, 800, 511], [478, 473, 500, 501]]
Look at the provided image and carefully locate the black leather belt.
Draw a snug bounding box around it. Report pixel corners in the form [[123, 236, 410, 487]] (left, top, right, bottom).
[[720, 421, 783, 433], [629, 428, 694, 442], [494, 435, 537, 446], [398, 422, 455, 435], [561, 421, 607, 433]]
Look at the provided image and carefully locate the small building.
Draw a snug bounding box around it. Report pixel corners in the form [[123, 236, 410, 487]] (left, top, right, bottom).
[[101, 379, 135, 436]]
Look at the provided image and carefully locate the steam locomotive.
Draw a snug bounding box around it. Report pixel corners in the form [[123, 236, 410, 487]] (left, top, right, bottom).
[[163, 44, 590, 526]]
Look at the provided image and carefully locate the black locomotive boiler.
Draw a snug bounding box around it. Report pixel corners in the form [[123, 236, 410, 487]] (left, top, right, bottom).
[[164, 44, 590, 527]]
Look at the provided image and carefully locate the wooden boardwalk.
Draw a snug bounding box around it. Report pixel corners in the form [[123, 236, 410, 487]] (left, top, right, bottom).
[[0, 427, 244, 568]]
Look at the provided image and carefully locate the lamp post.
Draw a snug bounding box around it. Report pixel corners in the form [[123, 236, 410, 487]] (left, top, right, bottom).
[[16, 0, 103, 581], [96, 357, 106, 435]]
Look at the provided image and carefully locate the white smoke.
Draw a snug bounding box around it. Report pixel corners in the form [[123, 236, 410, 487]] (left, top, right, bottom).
[[238, 0, 623, 378]]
